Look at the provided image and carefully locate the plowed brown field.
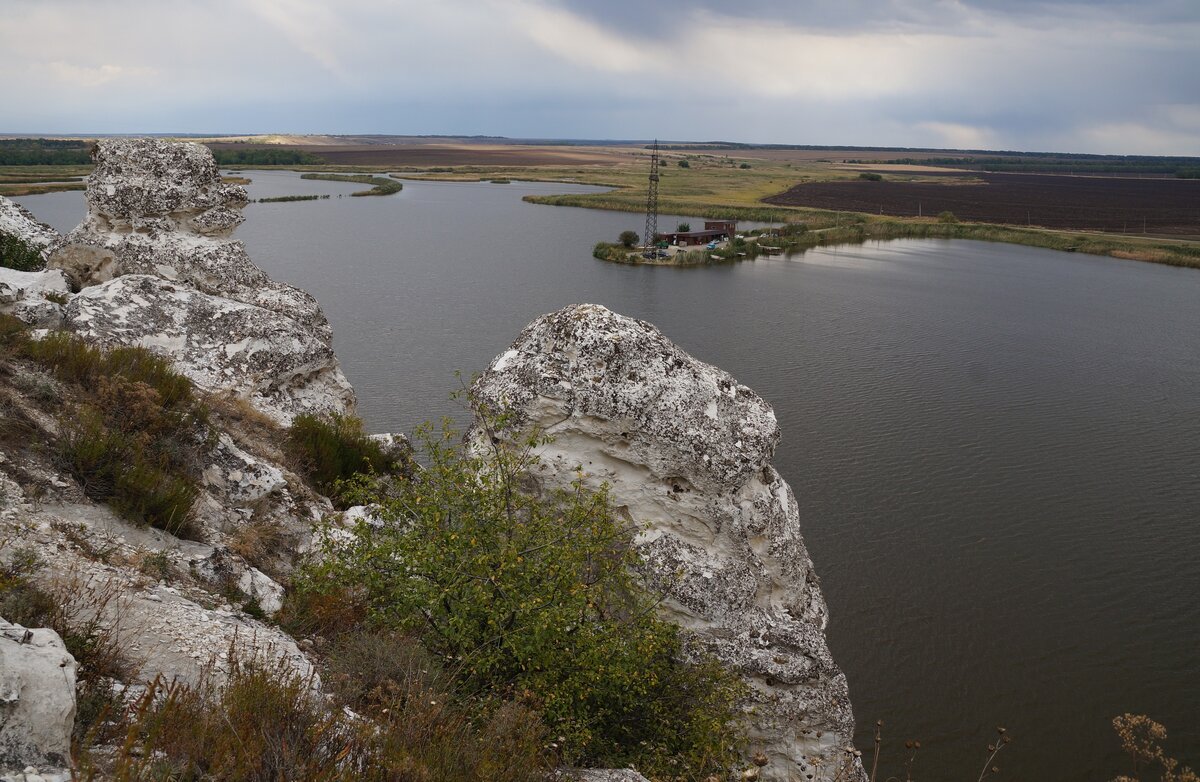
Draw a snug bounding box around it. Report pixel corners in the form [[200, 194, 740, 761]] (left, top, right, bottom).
[[764, 172, 1200, 236]]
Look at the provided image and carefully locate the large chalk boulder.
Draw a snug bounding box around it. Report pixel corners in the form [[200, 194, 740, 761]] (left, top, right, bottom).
[[46, 137, 353, 423], [472, 304, 861, 782], [0, 619, 75, 772]]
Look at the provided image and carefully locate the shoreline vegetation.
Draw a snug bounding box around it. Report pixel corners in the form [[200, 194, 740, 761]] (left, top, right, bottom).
[[2, 134, 1196, 268], [298, 173, 403, 196], [254, 194, 331, 203], [589, 204, 1200, 269]]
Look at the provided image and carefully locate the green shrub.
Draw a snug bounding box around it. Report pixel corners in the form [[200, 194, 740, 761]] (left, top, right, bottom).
[[58, 406, 201, 538], [287, 413, 406, 506], [0, 230, 44, 271], [739, 162, 752, 169], [677, 159, 690, 168], [858, 172, 883, 181], [16, 332, 207, 538], [618, 229, 640, 248], [938, 211, 959, 223], [304, 420, 745, 776]]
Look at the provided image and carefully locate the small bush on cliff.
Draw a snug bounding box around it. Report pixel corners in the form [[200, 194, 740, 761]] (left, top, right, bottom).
[[15, 332, 206, 537], [301, 419, 745, 776], [287, 413, 408, 507], [0, 230, 45, 271]]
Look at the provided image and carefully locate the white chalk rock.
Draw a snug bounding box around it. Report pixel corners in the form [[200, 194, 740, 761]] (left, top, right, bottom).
[[0, 270, 69, 327], [0, 619, 75, 772], [202, 433, 288, 505], [472, 304, 861, 782], [47, 138, 352, 423], [64, 274, 353, 424]]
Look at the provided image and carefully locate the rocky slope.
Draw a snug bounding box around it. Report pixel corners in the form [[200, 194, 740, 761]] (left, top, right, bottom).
[[472, 304, 860, 782]]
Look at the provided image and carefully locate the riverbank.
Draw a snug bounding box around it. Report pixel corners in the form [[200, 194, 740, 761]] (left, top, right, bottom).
[[554, 191, 1200, 270]]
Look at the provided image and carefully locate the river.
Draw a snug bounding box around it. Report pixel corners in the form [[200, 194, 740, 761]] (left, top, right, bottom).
[[17, 171, 1200, 781]]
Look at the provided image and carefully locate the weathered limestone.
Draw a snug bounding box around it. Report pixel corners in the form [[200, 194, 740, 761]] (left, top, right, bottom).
[[472, 304, 860, 782], [64, 274, 354, 423], [0, 199, 69, 328], [0, 197, 60, 261], [0, 269, 69, 328], [0, 619, 75, 772], [47, 138, 352, 423]]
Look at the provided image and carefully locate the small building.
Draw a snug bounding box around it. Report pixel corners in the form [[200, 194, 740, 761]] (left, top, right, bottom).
[[656, 220, 738, 247]]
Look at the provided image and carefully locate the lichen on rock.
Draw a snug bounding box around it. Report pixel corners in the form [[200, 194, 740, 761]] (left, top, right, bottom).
[[472, 303, 862, 782]]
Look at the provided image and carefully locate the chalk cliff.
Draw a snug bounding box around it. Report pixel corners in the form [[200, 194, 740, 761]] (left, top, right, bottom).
[[472, 304, 860, 781]]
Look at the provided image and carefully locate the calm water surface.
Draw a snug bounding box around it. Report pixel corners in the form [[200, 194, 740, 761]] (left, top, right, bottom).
[[19, 173, 1200, 781]]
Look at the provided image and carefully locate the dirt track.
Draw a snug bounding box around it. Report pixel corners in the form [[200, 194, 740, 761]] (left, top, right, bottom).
[[764, 172, 1200, 236]]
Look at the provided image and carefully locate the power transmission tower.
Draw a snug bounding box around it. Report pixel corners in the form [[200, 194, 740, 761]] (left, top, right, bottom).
[[643, 139, 660, 255]]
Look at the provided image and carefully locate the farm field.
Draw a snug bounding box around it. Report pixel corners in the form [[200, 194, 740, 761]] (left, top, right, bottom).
[[764, 172, 1200, 237]]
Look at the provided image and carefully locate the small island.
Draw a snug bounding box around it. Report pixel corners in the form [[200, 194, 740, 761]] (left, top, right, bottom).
[[298, 173, 403, 196]]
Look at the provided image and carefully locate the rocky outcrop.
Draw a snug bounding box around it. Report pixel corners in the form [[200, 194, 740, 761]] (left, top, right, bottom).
[[472, 304, 860, 782], [46, 138, 352, 423], [0, 197, 60, 262], [64, 274, 354, 422], [0, 619, 75, 772]]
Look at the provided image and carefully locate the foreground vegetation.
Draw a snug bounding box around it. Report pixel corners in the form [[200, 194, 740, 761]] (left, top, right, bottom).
[[1, 230, 45, 271], [299, 173, 403, 196], [2, 318, 209, 538], [293, 417, 745, 776]]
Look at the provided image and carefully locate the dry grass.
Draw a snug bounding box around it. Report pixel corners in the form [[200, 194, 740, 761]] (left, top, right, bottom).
[[79, 651, 550, 782]]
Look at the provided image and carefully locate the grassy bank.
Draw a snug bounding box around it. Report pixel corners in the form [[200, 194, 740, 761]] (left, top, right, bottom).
[[548, 191, 1200, 269], [299, 173, 403, 196]]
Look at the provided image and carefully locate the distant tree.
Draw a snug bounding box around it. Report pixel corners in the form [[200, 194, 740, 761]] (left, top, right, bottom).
[[677, 159, 690, 168], [658, 158, 667, 167], [618, 230, 639, 248], [858, 172, 883, 181], [676, 222, 691, 232], [938, 211, 958, 223], [739, 163, 752, 169]]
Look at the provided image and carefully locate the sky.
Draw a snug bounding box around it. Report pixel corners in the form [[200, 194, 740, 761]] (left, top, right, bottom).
[[2, 0, 1199, 155]]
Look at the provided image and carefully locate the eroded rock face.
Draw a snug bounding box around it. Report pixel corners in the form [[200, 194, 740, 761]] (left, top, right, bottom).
[[47, 138, 352, 423], [0, 619, 75, 772], [472, 304, 860, 782], [65, 274, 354, 423], [0, 196, 61, 262]]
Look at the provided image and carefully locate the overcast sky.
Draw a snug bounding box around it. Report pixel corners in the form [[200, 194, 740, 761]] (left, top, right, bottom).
[[2, 0, 1198, 154]]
